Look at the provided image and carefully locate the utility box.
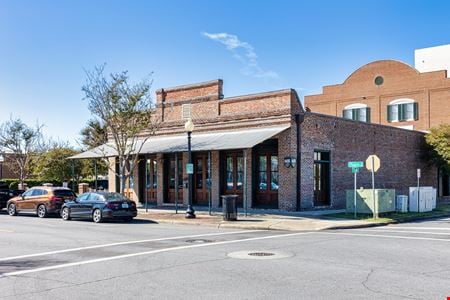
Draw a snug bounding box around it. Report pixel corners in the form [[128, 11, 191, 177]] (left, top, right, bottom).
[[346, 189, 395, 214], [396, 195, 408, 213], [409, 187, 436, 212]]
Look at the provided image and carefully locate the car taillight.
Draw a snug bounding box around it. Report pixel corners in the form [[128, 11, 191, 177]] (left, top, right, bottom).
[[49, 196, 63, 202]]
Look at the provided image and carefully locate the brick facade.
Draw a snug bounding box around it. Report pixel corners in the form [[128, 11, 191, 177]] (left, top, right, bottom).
[[304, 60, 450, 132], [105, 79, 436, 211]]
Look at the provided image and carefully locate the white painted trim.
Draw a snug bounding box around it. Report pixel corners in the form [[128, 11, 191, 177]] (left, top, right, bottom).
[[343, 103, 367, 110], [389, 98, 415, 105]]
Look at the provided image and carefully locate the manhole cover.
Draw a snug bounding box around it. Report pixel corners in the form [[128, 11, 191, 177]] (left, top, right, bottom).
[[185, 239, 214, 244], [248, 252, 275, 257], [227, 250, 293, 260]]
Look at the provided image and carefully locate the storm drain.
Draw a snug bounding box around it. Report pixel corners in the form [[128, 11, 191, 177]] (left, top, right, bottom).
[[227, 250, 294, 260], [248, 252, 275, 257], [185, 239, 214, 244]]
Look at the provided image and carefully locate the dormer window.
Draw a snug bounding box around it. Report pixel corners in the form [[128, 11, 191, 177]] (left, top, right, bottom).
[[342, 103, 370, 122], [387, 99, 418, 122]]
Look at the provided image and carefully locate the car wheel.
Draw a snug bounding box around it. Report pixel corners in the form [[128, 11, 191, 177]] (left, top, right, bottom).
[[92, 209, 103, 223], [37, 204, 47, 218], [61, 207, 71, 221], [8, 203, 18, 216], [123, 217, 133, 223]]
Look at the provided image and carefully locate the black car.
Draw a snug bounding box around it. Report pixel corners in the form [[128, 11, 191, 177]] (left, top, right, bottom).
[[60, 192, 137, 223], [0, 182, 23, 211]]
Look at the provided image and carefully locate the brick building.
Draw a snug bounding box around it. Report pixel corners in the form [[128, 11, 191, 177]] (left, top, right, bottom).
[[73, 79, 436, 211], [304, 60, 450, 132], [305, 59, 450, 199], [0, 153, 16, 180]]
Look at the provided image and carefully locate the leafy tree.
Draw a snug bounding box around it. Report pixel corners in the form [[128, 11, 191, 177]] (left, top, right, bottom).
[[33, 142, 86, 182], [82, 65, 159, 194], [425, 124, 450, 170], [80, 119, 107, 149], [79, 119, 108, 176], [0, 118, 44, 188]]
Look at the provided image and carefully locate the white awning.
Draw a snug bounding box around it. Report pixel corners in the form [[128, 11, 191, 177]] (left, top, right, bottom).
[[68, 125, 290, 159]]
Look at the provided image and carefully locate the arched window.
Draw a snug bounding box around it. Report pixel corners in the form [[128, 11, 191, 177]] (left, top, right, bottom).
[[387, 99, 418, 122], [342, 103, 370, 122]]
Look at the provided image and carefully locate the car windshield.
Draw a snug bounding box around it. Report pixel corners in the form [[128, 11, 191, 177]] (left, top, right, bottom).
[[102, 193, 128, 202], [54, 190, 76, 197]]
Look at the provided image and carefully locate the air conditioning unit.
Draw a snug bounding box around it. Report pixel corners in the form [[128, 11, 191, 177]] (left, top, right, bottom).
[[396, 195, 408, 213]]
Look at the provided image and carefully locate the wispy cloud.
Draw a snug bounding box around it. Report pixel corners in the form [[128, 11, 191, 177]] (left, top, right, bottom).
[[202, 32, 279, 79]]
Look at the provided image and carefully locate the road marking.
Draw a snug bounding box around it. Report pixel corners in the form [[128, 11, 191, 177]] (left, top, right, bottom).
[[385, 226, 450, 231], [353, 229, 450, 236], [0, 230, 262, 262], [319, 231, 450, 242], [0, 229, 14, 233], [0, 232, 311, 278]]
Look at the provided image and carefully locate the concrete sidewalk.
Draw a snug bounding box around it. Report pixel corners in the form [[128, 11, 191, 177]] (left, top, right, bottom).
[[136, 207, 386, 231]]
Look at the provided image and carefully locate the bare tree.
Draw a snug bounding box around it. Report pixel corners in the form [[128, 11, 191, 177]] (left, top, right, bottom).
[[82, 65, 159, 194], [0, 118, 44, 188]]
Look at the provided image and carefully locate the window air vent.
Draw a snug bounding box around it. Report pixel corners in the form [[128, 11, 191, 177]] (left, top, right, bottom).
[[182, 104, 191, 120]]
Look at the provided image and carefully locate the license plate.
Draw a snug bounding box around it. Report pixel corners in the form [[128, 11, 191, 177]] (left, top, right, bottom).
[[122, 203, 129, 208]]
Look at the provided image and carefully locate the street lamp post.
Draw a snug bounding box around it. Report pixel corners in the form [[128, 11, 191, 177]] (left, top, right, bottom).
[[185, 118, 196, 219], [0, 155, 4, 180]]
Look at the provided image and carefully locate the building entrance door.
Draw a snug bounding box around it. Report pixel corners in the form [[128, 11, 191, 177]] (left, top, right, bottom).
[[193, 153, 209, 206], [145, 157, 158, 205], [164, 154, 183, 204], [254, 140, 279, 208], [221, 151, 243, 207], [313, 150, 330, 206]]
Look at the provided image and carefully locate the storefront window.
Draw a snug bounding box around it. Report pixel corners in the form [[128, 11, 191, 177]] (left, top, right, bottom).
[[226, 156, 233, 190], [270, 156, 279, 190], [259, 156, 267, 190], [237, 156, 243, 190]]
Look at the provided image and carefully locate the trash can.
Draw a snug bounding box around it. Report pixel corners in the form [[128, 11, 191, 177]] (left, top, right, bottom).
[[222, 195, 238, 221]]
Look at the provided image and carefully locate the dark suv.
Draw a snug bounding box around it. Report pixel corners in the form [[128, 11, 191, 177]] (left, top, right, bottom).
[[0, 182, 23, 211]]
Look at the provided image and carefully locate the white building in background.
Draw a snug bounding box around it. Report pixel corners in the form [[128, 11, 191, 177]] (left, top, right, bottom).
[[415, 44, 450, 77]]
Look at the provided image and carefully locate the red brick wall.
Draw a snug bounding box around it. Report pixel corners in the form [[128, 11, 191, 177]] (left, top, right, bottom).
[[304, 60, 450, 131], [300, 112, 436, 209]]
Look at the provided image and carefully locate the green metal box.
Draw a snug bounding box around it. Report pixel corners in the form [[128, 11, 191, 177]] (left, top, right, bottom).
[[346, 189, 395, 214]]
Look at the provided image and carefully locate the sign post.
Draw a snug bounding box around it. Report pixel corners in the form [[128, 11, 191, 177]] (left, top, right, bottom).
[[417, 168, 421, 212], [366, 155, 381, 219], [348, 161, 364, 218]]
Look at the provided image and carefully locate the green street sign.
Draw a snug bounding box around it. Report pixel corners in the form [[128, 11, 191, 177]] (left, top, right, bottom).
[[348, 161, 364, 168], [186, 163, 194, 174], [352, 167, 360, 173]]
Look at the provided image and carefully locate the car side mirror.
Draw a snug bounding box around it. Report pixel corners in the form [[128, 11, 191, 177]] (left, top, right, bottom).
[[21, 195, 25, 200]]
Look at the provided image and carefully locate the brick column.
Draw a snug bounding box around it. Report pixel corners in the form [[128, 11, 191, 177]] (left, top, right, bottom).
[[156, 154, 165, 206], [244, 148, 253, 209], [278, 128, 297, 211], [182, 152, 189, 205], [210, 151, 220, 208], [108, 157, 116, 193]]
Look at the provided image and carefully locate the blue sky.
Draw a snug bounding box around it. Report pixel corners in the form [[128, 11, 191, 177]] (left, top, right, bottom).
[[0, 0, 449, 147]]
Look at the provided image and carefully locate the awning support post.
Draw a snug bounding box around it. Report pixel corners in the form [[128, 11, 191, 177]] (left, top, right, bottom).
[[208, 151, 212, 216], [175, 152, 179, 214], [243, 148, 248, 217]]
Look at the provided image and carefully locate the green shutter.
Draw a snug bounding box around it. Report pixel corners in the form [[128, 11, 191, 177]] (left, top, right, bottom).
[[366, 107, 371, 123], [353, 108, 359, 121], [399, 104, 404, 121], [387, 105, 392, 122], [413, 102, 419, 120]]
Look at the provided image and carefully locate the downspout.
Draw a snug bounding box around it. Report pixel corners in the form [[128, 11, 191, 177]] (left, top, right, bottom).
[[295, 113, 304, 211]]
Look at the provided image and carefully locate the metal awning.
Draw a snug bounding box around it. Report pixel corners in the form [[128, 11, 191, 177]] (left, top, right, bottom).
[[68, 125, 290, 159]]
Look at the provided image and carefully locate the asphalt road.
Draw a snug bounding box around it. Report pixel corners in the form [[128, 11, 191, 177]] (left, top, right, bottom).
[[1, 211, 450, 299]]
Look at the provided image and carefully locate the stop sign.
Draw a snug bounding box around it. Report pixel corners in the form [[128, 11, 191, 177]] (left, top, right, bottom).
[[366, 155, 380, 172]]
